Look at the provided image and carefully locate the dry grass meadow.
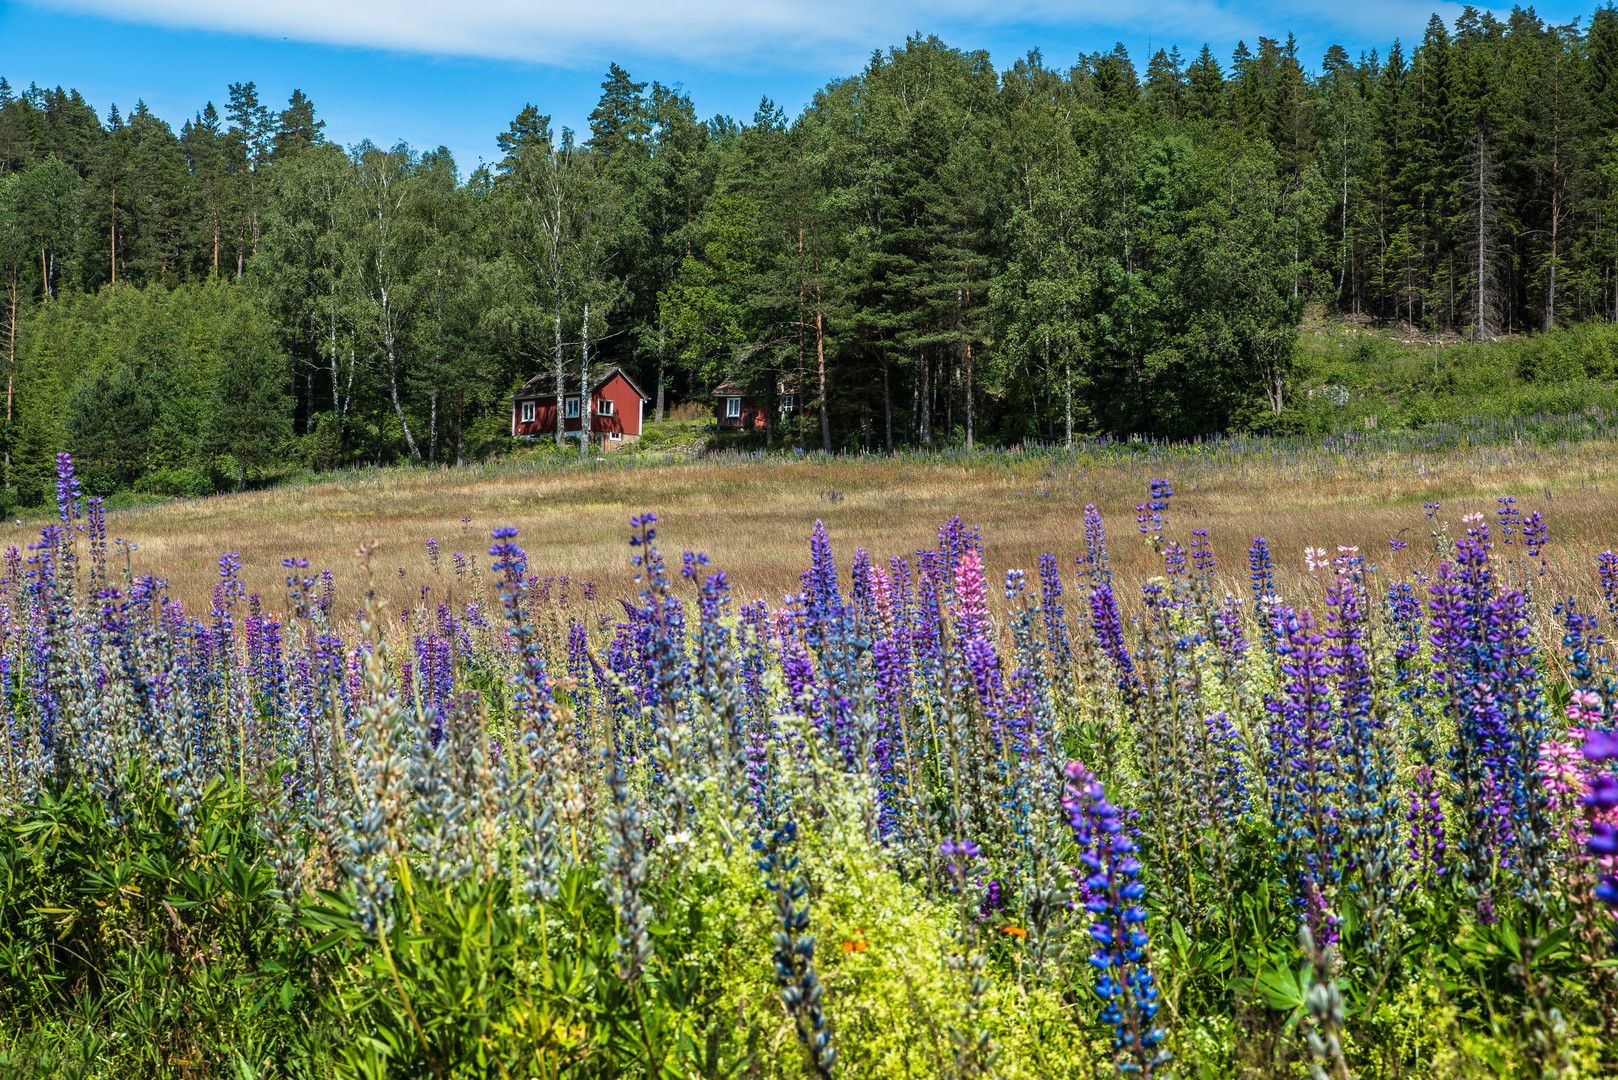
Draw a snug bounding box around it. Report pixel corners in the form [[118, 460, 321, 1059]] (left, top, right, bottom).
[[14, 432, 1618, 631]]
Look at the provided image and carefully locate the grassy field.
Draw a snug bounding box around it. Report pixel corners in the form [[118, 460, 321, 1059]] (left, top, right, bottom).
[[26, 420, 1618, 624]]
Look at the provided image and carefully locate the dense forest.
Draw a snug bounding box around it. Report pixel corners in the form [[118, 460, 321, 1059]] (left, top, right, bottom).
[[5, 6, 1618, 498]]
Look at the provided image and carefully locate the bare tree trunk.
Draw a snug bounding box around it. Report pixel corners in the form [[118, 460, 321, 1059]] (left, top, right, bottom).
[[5, 265, 15, 480], [386, 341, 421, 459], [919, 346, 932, 447], [344, 343, 355, 429], [40, 241, 51, 300], [1337, 155, 1349, 300], [962, 284, 974, 452], [381, 286, 421, 460], [429, 392, 438, 465], [306, 311, 316, 434], [455, 388, 465, 468], [580, 300, 591, 457], [1477, 137, 1488, 340], [1052, 332, 1072, 447], [797, 228, 806, 452], [329, 296, 345, 445], [1547, 184, 1559, 331], [765, 369, 774, 449], [109, 180, 117, 285], [554, 291, 566, 445], [655, 318, 666, 422], [881, 353, 893, 453], [815, 284, 830, 452]]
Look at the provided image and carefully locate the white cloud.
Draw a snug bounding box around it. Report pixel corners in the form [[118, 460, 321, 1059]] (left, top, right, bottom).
[[28, 0, 937, 68], [23, 0, 1510, 72]]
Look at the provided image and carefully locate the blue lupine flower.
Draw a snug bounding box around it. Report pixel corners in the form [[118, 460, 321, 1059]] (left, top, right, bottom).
[[1064, 760, 1166, 1077]]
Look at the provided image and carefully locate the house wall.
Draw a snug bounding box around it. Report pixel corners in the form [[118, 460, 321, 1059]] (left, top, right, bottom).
[[595, 374, 643, 437], [512, 397, 568, 438], [716, 397, 769, 431], [511, 373, 645, 442]]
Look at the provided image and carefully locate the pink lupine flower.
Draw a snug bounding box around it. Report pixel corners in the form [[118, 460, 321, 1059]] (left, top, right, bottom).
[[953, 548, 990, 639], [867, 563, 896, 640], [1567, 688, 1605, 726], [1540, 734, 1590, 850]]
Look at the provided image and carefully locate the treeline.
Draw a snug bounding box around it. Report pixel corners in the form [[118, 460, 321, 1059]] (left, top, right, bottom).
[[3, 8, 1618, 495]]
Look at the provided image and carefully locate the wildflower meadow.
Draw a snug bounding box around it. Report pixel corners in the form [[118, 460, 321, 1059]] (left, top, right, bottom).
[[1, 452, 1616, 1079]]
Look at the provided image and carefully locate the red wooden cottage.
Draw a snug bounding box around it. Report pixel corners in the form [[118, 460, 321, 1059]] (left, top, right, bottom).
[[511, 366, 648, 451], [714, 375, 802, 432]]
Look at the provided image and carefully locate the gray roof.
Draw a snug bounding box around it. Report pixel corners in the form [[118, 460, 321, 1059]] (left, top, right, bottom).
[[512, 365, 648, 402], [712, 374, 801, 397]]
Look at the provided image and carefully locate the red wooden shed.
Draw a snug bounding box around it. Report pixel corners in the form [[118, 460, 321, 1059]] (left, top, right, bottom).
[[714, 375, 802, 432], [511, 366, 647, 451]]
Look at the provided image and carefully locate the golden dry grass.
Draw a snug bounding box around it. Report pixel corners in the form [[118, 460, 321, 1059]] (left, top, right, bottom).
[[18, 436, 1618, 621]]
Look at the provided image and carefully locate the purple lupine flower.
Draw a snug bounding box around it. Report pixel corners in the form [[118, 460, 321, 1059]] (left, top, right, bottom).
[[977, 878, 1005, 922], [283, 558, 314, 619], [1266, 605, 1341, 907], [490, 526, 549, 727], [938, 837, 981, 877], [1407, 765, 1447, 882], [850, 546, 875, 629], [1089, 583, 1135, 697], [1161, 541, 1187, 582], [1601, 551, 1618, 619], [1217, 594, 1249, 665], [802, 521, 840, 616], [1189, 528, 1215, 578], [1063, 761, 1165, 1076], [1495, 496, 1519, 546], [1205, 711, 1250, 822], [55, 452, 81, 527], [1248, 536, 1275, 603], [1522, 511, 1547, 567], [1584, 720, 1618, 910], [1327, 561, 1381, 802], [936, 515, 983, 585], [1135, 479, 1172, 550], [85, 497, 107, 583], [1560, 598, 1605, 696], [1038, 553, 1073, 674], [1080, 504, 1112, 586], [1386, 582, 1422, 665]]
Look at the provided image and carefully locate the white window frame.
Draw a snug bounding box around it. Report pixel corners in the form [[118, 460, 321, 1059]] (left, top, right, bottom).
[[726, 396, 742, 418], [597, 397, 614, 416], [564, 396, 581, 419], [779, 394, 794, 412], [520, 400, 535, 423], [609, 431, 622, 441]]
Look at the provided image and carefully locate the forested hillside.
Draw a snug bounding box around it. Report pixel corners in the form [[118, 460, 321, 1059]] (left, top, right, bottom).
[[4, 7, 1618, 497]]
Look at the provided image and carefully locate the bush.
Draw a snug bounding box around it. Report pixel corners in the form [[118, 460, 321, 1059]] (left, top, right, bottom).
[[668, 399, 712, 422], [136, 466, 215, 498], [301, 413, 344, 473]]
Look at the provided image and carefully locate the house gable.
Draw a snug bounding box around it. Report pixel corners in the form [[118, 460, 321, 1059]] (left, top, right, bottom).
[[510, 366, 647, 440]]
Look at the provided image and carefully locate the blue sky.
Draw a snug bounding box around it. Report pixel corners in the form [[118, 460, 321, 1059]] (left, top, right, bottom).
[[0, 0, 1600, 174]]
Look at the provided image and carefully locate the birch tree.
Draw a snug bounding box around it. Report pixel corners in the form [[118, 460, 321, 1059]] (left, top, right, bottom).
[[342, 140, 425, 460]]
